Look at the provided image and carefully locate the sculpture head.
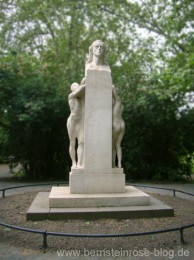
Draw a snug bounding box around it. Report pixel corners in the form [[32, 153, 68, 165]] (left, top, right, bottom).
[[86, 40, 108, 65], [71, 82, 79, 92]]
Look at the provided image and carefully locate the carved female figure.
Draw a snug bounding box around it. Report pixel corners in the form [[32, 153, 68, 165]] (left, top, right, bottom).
[[67, 83, 85, 168], [112, 86, 125, 168]]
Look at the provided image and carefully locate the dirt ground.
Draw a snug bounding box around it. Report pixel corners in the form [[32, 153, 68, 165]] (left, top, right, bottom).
[[0, 191, 193, 257]]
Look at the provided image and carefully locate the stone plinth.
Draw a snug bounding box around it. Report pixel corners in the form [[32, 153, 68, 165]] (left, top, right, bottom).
[[70, 168, 125, 194], [26, 187, 174, 220], [49, 186, 150, 208]]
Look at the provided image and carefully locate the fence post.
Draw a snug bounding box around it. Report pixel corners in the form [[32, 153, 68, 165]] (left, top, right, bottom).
[[173, 190, 176, 197], [179, 227, 185, 244], [42, 231, 48, 252]]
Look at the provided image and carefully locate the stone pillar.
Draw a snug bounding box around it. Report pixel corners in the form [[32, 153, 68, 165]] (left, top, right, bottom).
[[84, 70, 112, 173], [70, 70, 125, 194]]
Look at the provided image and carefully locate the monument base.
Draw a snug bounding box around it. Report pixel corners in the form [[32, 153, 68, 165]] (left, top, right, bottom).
[[26, 186, 174, 220], [49, 186, 150, 208], [70, 168, 125, 194]]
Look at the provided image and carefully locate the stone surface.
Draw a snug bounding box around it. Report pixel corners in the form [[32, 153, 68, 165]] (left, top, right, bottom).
[[70, 172, 125, 194], [49, 186, 150, 208], [66, 40, 126, 195], [69, 69, 125, 194], [84, 70, 113, 173], [71, 167, 124, 174], [26, 190, 174, 221], [26, 192, 50, 220]]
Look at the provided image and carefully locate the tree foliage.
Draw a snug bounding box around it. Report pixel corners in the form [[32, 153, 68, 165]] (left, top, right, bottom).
[[0, 53, 70, 179], [0, 0, 194, 180]]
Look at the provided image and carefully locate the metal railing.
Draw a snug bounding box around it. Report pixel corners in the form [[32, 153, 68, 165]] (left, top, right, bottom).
[[0, 183, 194, 252]]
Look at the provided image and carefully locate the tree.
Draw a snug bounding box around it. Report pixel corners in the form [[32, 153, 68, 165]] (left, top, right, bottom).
[[0, 0, 193, 180], [0, 52, 71, 179]]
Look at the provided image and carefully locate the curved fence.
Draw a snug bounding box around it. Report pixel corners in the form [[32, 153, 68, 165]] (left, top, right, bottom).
[[0, 183, 194, 252]]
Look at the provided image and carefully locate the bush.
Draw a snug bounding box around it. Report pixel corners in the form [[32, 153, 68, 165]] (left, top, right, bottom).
[[0, 53, 71, 180], [122, 92, 194, 181]]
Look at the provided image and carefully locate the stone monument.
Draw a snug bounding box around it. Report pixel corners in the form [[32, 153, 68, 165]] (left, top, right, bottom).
[[68, 40, 125, 194], [27, 40, 174, 220]]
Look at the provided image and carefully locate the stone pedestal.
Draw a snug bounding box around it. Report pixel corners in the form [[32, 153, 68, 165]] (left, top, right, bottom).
[[69, 70, 125, 194], [49, 186, 150, 208], [70, 170, 125, 194], [27, 187, 174, 220], [84, 70, 112, 172]]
